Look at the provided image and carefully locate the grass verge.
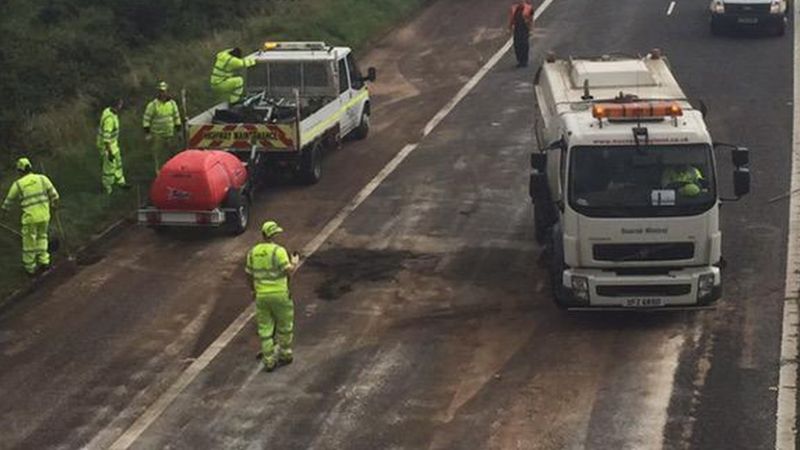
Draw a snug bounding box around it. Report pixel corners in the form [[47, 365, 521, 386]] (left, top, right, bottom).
[[0, 0, 429, 300]]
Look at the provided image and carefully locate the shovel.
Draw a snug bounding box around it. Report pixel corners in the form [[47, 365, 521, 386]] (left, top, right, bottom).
[[0, 221, 60, 254]]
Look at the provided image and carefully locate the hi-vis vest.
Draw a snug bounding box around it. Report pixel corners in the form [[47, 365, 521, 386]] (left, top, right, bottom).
[[2, 173, 59, 225], [210, 49, 255, 86], [97, 107, 120, 149], [246, 242, 290, 295], [143, 99, 181, 137]]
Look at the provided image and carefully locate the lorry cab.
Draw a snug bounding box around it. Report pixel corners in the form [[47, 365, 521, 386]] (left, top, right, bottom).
[[531, 52, 751, 310], [709, 0, 788, 35]]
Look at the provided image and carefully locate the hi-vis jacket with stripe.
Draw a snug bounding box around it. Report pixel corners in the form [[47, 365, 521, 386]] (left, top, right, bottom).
[[2, 173, 59, 224], [210, 49, 256, 86], [246, 242, 291, 295], [97, 107, 120, 150]]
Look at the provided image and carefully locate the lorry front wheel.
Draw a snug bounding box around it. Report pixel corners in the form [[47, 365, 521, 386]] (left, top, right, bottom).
[[352, 111, 370, 140], [534, 200, 553, 245], [224, 189, 250, 235], [299, 142, 323, 185], [548, 229, 570, 310]]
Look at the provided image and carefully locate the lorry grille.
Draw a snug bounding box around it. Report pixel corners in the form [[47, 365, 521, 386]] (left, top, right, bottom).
[[726, 3, 770, 14], [593, 243, 694, 262], [596, 284, 692, 297]]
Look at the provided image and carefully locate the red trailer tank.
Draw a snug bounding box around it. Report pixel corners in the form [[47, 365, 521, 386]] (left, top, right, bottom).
[[150, 150, 247, 211]]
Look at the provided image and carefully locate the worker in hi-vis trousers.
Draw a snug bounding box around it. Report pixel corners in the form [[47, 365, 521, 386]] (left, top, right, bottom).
[[97, 99, 129, 194], [246, 220, 300, 372], [1, 157, 59, 276], [143, 81, 182, 174], [210, 47, 256, 104]]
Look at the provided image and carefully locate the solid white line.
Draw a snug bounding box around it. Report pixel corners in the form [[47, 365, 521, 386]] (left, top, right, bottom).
[[107, 0, 561, 446], [421, 0, 558, 137], [776, 3, 800, 449], [666, 1, 676, 16]]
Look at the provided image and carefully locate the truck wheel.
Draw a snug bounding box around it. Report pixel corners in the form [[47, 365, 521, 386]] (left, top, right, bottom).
[[548, 228, 570, 310], [299, 142, 322, 185], [351, 111, 370, 140], [224, 189, 250, 235], [534, 199, 553, 245]]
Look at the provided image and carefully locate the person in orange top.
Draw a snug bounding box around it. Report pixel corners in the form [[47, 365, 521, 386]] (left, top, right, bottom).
[[509, 0, 534, 67]]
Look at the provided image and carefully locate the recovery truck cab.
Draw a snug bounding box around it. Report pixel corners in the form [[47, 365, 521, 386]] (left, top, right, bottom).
[[187, 41, 376, 185], [530, 51, 751, 310]]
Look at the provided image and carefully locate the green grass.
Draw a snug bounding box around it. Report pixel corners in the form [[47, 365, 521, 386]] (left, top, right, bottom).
[[0, 0, 428, 300]]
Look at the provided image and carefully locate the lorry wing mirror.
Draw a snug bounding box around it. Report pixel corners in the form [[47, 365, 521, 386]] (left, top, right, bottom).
[[732, 146, 749, 167], [365, 67, 377, 82], [531, 153, 547, 171], [734, 167, 751, 198]]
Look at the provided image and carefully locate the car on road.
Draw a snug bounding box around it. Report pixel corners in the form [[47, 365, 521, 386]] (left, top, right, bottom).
[[709, 0, 788, 36]]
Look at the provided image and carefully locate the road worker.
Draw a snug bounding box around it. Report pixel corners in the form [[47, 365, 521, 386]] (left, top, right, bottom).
[[509, 0, 534, 68], [210, 47, 256, 104], [662, 164, 705, 197], [246, 220, 300, 372], [143, 81, 182, 174], [1, 157, 59, 276], [97, 99, 129, 194]]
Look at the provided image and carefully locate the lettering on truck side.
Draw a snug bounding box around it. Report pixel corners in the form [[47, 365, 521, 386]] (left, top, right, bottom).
[[620, 228, 668, 234]]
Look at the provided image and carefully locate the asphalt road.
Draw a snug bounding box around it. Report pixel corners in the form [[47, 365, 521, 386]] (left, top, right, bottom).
[[0, 0, 795, 449]]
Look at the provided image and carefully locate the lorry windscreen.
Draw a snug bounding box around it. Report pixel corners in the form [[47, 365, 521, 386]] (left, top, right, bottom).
[[568, 144, 716, 218]]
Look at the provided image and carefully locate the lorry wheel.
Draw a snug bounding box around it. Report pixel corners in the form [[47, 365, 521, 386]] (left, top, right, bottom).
[[299, 142, 322, 185], [548, 229, 570, 310], [224, 189, 250, 235], [352, 111, 370, 140], [534, 200, 552, 245]]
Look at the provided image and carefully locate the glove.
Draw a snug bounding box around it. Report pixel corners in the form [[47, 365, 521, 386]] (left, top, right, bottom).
[[144, 133, 152, 142], [290, 252, 300, 266]]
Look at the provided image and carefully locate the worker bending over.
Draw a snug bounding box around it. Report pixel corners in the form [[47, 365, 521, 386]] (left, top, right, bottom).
[[509, 0, 534, 68], [143, 81, 182, 174], [210, 47, 256, 104], [97, 99, 129, 194], [2, 158, 59, 276], [246, 220, 300, 372]]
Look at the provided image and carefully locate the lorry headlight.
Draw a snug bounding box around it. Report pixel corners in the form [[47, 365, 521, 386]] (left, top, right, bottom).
[[770, 0, 783, 14], [711, 0, 725, 13], [698, 274, 715, 299], [571, 276, 590, 302]]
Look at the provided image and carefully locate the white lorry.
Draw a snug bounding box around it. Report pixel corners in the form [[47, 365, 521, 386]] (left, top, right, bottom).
[[187, 41, 376, 184], [530, 51, 751, 309]]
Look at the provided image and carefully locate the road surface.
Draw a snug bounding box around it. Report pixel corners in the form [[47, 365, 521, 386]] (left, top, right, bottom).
[[0, 0, 795, 449]]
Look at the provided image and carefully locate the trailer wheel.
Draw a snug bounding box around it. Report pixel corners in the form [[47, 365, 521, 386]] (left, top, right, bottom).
[[299, 142, 322, 185], [351, 110, 370, 140], [224, 189, 250, 235]]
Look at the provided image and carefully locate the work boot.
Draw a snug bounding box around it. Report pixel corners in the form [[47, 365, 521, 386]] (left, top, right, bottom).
[[278, 353, 293, 367], [263, 358, 278, 372]]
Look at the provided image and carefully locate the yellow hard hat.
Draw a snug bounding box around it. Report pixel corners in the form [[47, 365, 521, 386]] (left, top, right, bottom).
[[261, 220, 284, 238], [157, 81, 168, 91], [16, 157, 32, 171]]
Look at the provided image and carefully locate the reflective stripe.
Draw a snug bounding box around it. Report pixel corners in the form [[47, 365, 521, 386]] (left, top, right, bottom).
[[211, 52, 235, 85], [251, 245, 285, 281]]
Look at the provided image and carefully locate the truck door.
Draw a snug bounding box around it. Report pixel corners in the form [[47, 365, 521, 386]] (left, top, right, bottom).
[[337, 57, 357, 135]]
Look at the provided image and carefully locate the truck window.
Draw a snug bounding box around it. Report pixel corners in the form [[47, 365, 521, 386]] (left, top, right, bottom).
[[568, 144, 716, 218], [338, 58, 349, 94], [347, 54, 364, 89]]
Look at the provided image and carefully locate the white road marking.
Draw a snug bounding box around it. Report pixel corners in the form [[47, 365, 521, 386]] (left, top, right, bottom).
[[777, 3, 800, 448], [106, 0, 560, 446], [666, 1, 676, 16], [422, 0, 558, 137]]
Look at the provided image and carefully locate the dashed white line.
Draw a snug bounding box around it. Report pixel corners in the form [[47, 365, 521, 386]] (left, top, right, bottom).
[[776, 2, 800, 449], [106, 0, 561, 447], [666, 1, 676, 16]]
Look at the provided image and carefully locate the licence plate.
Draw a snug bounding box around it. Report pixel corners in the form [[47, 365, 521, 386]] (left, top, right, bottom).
[[624, 298, 664, 308], [737, 17, 758, 24]]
